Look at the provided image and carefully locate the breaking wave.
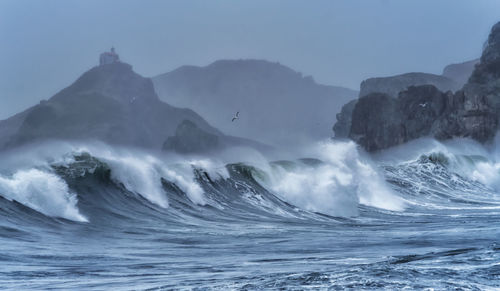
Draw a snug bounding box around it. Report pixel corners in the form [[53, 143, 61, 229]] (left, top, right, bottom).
[[0, 169, 87, 222], [0, 137, 499, 224]]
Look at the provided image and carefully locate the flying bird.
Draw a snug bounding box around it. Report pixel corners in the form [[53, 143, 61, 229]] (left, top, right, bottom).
[[419, 102, 427, 108], [232, 111, 240, 122]]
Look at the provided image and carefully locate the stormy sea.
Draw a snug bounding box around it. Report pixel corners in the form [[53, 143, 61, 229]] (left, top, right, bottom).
[[0, 137, 498, 290]]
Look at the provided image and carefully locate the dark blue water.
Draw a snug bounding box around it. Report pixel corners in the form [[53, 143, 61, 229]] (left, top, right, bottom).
[[0, 140, 499, 290]]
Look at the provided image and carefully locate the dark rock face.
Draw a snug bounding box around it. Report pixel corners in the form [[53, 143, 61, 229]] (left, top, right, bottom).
[[464, 22, 500, 112], [163, 120, 219, 154], [349, 86, 449, 151], [349, 93, 402, 151], [334, 21, 500, 152], [348, 85, 497, 152], [333, 100, 357, 138], [397, 86, 449, 141], [0, 62, 260, 153], [431, 91, 497, 143], [335, 71, 460, 140], [447, 21, 500, 143], [153, 59, 358, 145], [359, 72, 460, 98]]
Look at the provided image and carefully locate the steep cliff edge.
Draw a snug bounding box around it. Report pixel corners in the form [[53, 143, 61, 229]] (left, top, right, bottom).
[[359, 72, 459, 98], [464, 22, 500, 112], [333, 21, 500, 152], [334, 60, 478, 139], [349, 86, 450, 151]]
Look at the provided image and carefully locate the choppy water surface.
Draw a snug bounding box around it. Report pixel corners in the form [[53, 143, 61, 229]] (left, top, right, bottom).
[[0, 140, 499, 290]]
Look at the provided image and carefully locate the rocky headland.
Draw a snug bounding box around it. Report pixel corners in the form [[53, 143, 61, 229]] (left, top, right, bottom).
[[0, 54, 263, 154], [334, 21, 500, 152]]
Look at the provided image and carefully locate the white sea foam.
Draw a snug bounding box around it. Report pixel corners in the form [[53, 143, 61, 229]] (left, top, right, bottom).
[[0, 141, 208, 209], [417, 138, 500, 192], [159, 162, 206, 205], [102, 154, 171, 208], [189, 159, 230, 181], [0, 169, 87, 222], [84, 148, 207, 207], [374, 137, 500, 207], [257, 141, 405, 217]]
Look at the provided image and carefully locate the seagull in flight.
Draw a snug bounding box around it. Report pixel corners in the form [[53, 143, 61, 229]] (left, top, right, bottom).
[[232, 111, 240, 122], [419, 102, 427, 108]]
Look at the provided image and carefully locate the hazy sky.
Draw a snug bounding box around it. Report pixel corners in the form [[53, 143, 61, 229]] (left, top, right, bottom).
[[1, 0, 500, 120]]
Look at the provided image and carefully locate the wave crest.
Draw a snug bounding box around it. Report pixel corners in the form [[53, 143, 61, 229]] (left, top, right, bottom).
[[0, 169, 87, 222]]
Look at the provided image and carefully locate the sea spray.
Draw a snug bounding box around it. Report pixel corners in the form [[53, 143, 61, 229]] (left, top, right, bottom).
[[102, 154, 170, 208], [255, 141, 405, 217], [0, 169, 87, 222]]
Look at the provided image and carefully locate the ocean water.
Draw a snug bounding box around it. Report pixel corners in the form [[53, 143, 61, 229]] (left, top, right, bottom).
[[0, 139, 499, 290]]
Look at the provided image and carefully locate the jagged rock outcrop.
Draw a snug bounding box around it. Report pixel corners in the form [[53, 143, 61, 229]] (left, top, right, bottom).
[[335, 62, 475, 139], [349, 86, 450, 151], [0, 62, 262, 152], [441, 22, 500, 143], [332, 100, 357, 138], [433, 91, 497, 142], [348, 85, 497, 152], [464, 22, 500, 113], [153, 59, 358, 145], [334, 71, 460, 139], [359, 72, 460, 98], [334, 21, 500, 152]]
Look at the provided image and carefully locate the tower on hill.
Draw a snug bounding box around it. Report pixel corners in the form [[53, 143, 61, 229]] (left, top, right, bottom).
[[99, 47, 120, 65]]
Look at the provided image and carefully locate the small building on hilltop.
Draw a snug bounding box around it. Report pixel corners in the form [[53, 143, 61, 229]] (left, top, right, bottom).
[[99, 47, 120, 65]]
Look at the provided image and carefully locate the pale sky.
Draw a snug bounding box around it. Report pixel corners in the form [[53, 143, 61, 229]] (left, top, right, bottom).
[[1, 0, 500, 120]]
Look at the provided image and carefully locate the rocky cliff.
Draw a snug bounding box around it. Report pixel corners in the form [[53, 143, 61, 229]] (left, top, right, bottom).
[[464, 22, 500, 112], [153, 59, 358, 145], [332, 100, 357, 139], [335, 61, 477, 139], [333, 21, 500, 152], [359, 72, 460, 98], [349, 86, 452, 151]]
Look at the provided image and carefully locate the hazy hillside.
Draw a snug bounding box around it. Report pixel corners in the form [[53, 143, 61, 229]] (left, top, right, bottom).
[[0, 62, 258, 152], [442, 59, 480, 86], [153, 59, 358, 145]]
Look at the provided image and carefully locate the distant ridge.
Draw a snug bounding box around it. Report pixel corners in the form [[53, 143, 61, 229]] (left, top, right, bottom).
[[442, 59, 480, 86], [0, 61, 263, 153], [359, 72, 460, 98], [153, 59, 358, 145]]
